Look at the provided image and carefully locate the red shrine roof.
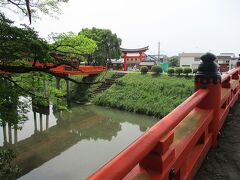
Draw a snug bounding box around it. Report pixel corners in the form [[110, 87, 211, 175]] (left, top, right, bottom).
[[120, 46, 149, 53]]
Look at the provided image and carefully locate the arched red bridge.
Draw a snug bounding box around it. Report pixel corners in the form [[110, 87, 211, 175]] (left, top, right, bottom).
[[88, 53, 240, 180], [0, 62, 107, 75], [32, 62, 107, 75]]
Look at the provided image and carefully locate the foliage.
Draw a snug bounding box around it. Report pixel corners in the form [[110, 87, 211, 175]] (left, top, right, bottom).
[[93, 74, 194, 118], [151, 65, 163, 75], [72, 71, 117, 102], [140, 66, 148, 74], [167, 68, 175, 75], [0, 77, 29, 128], [50, 32, 97, 61], [79, 27, 122, 65], [0, 149, 20, 179], [0, 14, 50, 64], [193, 68, 198, 74], [14, 73, 68, 110], [168, 56, 179, 67], [175, 67, 183, 76], [183, 68, 192, 76], [0, 0, 69, 23]]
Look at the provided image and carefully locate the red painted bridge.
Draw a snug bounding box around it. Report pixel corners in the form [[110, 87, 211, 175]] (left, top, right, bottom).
[[88, 53, 240, 180], [0, 62, 107, 75], [33, 62, 107, 75]]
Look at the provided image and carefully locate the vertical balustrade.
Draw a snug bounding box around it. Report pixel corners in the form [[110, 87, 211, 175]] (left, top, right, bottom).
[[140, 131, 175, 177]]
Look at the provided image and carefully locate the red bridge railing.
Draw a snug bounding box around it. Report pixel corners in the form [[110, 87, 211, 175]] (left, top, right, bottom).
[[88, 53, 240, 180], [32, 62, 107, 75]]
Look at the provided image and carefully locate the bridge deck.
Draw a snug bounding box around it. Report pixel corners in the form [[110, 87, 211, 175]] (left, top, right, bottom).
[[196, 99, 240, 180]]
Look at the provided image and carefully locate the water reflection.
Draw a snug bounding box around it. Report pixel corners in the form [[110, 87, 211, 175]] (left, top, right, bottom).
[[0, 102, 157, 179]]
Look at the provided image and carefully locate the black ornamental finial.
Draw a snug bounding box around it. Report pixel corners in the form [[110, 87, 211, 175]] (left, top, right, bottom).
[[195, 52, 221, 84]]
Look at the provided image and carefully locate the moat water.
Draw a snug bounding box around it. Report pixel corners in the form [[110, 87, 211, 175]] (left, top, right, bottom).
[[0, 103, 158, 180]]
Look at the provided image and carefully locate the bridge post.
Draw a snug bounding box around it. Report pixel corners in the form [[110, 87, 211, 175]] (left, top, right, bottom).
[[195, 53, 221, 147], [56, 77, 61, 89], [46, 115, 49, 131], [8, 123, 12, 145], [3, 124, 7, 145], [40, 113, 43, 132], [14, 125, 18, 144], [34, 111, 37, 132], [66, 74, 71, 103]]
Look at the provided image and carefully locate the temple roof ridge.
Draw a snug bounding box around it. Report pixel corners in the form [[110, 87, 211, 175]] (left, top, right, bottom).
[[120, 46, 149, 53]]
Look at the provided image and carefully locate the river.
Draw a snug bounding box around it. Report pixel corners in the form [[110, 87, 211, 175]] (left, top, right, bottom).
[[0, 103, 158, 180]]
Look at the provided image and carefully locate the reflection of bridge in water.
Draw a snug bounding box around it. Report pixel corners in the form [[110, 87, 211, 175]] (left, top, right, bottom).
[[1, 104, 156, 178]]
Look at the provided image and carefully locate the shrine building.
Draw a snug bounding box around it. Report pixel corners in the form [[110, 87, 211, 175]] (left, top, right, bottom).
[[120, 46, 149, 71]]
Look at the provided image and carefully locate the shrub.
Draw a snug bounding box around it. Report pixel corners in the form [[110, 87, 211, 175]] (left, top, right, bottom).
[[151, 65, 163, 75], [175, 67, 183, 76], [93, 73, 194, 118], [167, 68, 175, 76], [183, 68, 192, 76], [193, 68, 198, 74], [140, 66, 148, 74]]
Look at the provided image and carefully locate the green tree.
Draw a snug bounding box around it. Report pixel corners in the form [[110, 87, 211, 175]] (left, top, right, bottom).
[[140, 66, 148, 74], [79, 27, 122, 65], [183, 68, 192, 76], [151, 65, 163, 75], [0, 14, 50, 64], [50, 32, 97, 62], [168, 56, 179, 67], [167, 68, 175, 76], [175, 67, 183, 76]]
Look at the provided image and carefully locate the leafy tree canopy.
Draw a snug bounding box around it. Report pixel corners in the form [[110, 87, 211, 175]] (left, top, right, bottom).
[[79, 27, 122, 65], [0, 14, 50, 64], [50, 32, 97, 61], [0, 0, 69, 23], [168, 56, 179, 67]]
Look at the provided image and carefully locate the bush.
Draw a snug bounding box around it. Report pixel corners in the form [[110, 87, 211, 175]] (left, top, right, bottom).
[[183, 68, 192, 76], [193, 68, 198, 74], [0, 149, 20, 179], [151, 65, 163, 75], [93, 73, 194, 118], [175, 67, 183, 76], [140, 66, 148, 74], [167, 68, 175, 76]]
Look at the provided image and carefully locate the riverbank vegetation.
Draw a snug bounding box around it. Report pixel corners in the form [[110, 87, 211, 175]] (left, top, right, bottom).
[[93, 73, 194, 118], [72, 71, 116, 102]]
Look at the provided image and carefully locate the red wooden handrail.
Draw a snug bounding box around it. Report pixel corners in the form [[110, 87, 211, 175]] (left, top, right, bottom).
[[88, 89, 208, 180], [88, 53, 240, 180], [222, 67, 240, 82]]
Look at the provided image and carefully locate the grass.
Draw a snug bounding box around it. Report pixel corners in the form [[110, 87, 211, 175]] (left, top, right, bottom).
[[93, 73, 194, 118]]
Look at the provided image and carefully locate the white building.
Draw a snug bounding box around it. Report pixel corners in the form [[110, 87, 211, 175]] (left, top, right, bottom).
[[217, 53, 237, 70], [179, 53, 204, 69], [179, 52, 237, 72]]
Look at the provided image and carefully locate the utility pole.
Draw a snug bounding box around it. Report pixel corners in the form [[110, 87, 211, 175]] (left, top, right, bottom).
[[158, 42, 160, 62]]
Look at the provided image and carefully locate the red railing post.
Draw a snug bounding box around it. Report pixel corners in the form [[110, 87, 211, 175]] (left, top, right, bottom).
[[195, 53, 222, 147]]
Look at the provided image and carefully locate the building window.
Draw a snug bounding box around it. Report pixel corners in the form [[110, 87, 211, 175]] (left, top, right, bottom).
[[194, 58, 201, 61], [182, 65, 190, 67]]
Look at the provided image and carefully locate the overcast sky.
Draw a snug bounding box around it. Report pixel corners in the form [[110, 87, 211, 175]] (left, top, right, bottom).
[[18, 0, 240, 56]]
